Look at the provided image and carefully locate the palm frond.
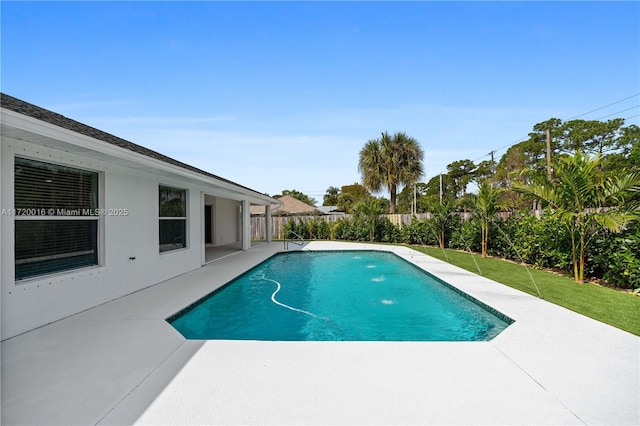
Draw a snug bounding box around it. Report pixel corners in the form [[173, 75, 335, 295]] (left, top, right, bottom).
[[593, 207, 640, 233], [601, 171, 640, 205]]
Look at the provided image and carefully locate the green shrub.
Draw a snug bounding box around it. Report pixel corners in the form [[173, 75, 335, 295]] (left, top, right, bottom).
[[333, 217, 368, 241], [449, 218, 481, 253], [375, 217, 400, 243], [488, 212, 571, 272], [401, 219, 434, 245], [590, 224, 640, 289]]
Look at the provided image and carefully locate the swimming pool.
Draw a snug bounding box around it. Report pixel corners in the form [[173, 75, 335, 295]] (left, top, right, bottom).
[[168, 250, 512, 341]]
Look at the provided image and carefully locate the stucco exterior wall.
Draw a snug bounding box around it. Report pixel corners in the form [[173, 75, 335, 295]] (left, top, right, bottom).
[[214, 197, 240, 246], [0, 136, 238, 339]]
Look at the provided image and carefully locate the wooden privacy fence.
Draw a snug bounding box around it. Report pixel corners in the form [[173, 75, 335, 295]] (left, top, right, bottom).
[[251, 215, 342, 240], [251, 213, 434, 240], [251, 211, 515, 240]]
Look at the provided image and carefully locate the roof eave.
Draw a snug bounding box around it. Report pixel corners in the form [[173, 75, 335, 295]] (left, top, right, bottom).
[[1, 94, 280, 206]]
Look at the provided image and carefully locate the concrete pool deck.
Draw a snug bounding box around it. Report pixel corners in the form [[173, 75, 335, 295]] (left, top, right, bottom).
[[1, 241, 638, 425]]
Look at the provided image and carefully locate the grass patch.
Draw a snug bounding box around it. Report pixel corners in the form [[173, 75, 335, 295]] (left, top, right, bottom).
[[408, 244, 640, 336]]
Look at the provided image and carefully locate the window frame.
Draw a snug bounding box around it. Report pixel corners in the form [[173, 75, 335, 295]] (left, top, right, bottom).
[[158, 184, 188, 253], [13, 156, 102, 281]]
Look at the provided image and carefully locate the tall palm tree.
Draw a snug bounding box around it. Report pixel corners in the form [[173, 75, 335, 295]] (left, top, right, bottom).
[[514, 151, 640, 283], [472, 180, 503, 258], [358, 131, 424, 214]]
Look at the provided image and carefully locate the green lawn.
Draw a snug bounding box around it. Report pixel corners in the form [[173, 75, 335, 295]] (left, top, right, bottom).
[[407, 244, 640, 336]]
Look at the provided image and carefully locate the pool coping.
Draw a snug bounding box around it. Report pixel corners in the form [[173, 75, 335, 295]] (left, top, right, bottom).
[[2, 241, 638, 425], [167, 248, 515, 341]]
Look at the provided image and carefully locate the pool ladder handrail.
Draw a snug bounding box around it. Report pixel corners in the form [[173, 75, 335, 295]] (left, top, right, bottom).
[[284, 230, 305, 250]]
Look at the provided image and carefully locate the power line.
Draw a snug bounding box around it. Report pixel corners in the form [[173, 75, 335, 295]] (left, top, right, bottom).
[[566, 93, 639, 120], [595, 105, 640, 120], [430, 92, 640, 177], [471, 137, 527, 164], [480, 93, 640, 161]]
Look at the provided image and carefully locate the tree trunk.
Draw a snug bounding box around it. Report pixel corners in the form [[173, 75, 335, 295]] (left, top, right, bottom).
[[570, 233, 580, 283], [481, 222, 487, 258], [578, 236, 585, 284], [389, 185, 397, 214]]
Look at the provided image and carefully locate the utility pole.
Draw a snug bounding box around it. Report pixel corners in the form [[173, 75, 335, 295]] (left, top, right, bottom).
[[413, 184, 417, 216], [546, 129, 552, 180], [439, 174, 443, 205], [489, 150, 496, 185]]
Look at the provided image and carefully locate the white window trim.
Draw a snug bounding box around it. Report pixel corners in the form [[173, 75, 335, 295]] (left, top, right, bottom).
[[159, 184, 188, 253]]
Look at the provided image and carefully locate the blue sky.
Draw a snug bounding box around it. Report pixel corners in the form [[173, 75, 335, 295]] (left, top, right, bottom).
[[2, 1, 639, 202]]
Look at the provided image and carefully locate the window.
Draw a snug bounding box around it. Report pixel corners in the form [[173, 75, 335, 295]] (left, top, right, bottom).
[[159, 185, 187, 252], [14, 157, 99, 280]]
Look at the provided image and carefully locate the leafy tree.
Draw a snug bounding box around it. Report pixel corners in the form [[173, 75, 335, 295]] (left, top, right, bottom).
[[529, 118, 563, 172], [358, 131, 424, 214], [498, 138, 548, 181], [323, 186, 341, 206], [494, 139, 549, 210], [397, 185, 412, 214], [495, 118, 563, 194], [341, 183, 371, 200], [513, 151, 640, 283], [424, 173, 457, 202], [446, 159, 475, 198], [397, 182, 429, 214], [532, 117, 564, 139], [603, 124, 640, 172], [629, 129, 640, 171], [275, 189, 317, 207], [559, 118, 625, 157], [473, 159, 497, 185], [336, 183, 372, 214]]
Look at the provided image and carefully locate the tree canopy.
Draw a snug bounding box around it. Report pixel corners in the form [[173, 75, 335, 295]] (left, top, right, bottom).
[[275, 189, 317, 207], [358, 131, 424, 214]]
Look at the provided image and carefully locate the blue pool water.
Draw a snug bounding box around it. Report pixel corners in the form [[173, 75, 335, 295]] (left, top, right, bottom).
[[168, 250, 512, 341]]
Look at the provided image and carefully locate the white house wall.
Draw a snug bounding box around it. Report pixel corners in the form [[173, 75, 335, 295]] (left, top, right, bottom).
[[0, 136, 247, 339], [214, 197, 240, 246], [203, 194, 240, 247]]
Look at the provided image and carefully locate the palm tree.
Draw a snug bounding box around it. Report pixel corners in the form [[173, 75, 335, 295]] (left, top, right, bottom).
[[323, 186, 341, 206], [358, 131, 424, 214], [425, 197, 454, 249], [352, 198, 385, 242], [471, 181, 503, 258], [513, 151, 640, 283]]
